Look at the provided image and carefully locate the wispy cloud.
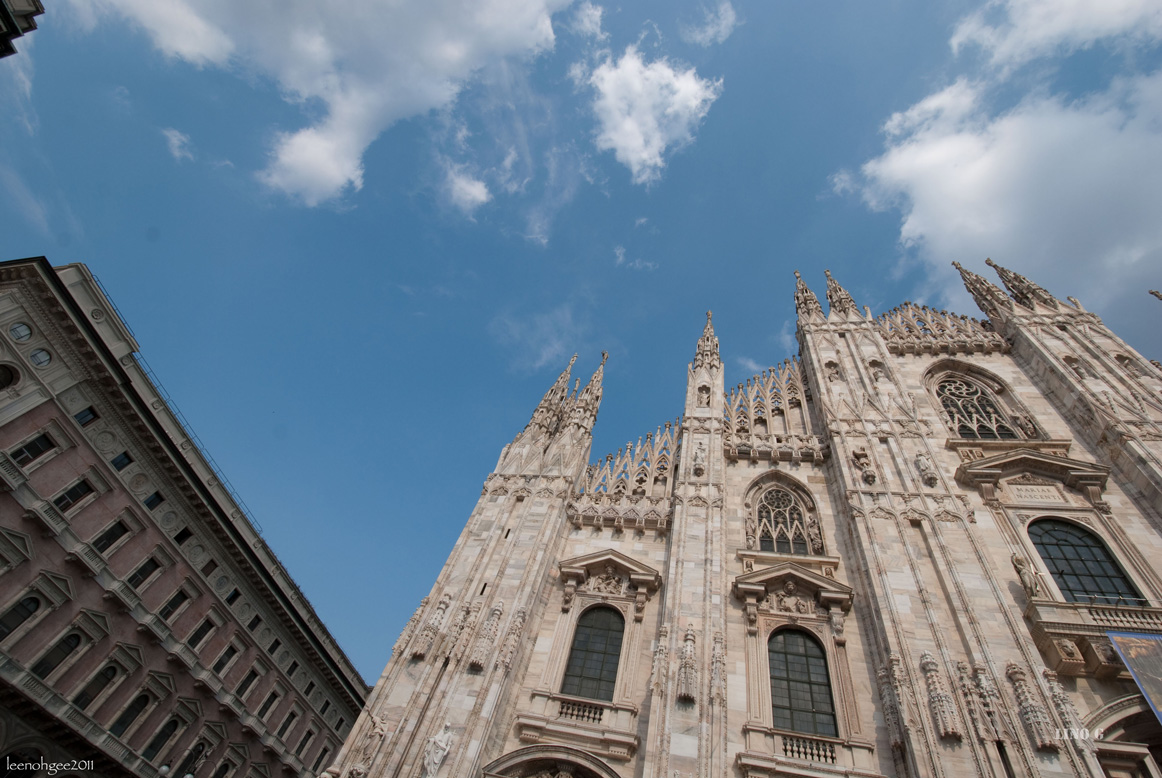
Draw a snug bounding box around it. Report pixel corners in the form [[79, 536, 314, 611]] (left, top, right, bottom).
[[0, 164, 50, 236], [580, 45, 722, 184], [613, 244, 658, 270], [737, 356, 763, 375], [76, 0, 571, 206], [161, 127, 194, 161], [681, 1, 738, 47], [490, 303, 585, 371]]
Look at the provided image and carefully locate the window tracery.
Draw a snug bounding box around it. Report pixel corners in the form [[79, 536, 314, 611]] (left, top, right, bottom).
[[936, 378, 1018, 440], [755, 488, 822, 555]]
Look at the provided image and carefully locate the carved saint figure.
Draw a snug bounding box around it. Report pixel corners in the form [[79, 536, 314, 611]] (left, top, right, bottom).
[[1011, 554, 1041, 599], [589, 564, 624, 595], [825, 362, 841, 382], [915, 453, 939, 487], [421, 723, 454, 777], [776, 580, 808, 613], [697, 385, 710, 407], [692, 442, 706, 476], [807, 520, 824, 554], [359, 713, 387, 765], [853, 448, 876, 485], [1012, 414, 1036, 438]]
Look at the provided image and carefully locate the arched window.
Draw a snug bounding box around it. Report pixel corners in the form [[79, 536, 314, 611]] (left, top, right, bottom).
[[0, 595, 40, 641], [560, 606, 624, 702], [756, 488, 816, 554], [143, 718, 181, 762], [768, 629, 837, 737], [110, 694, 151, 737], [936, 378, 1017, 440], [31, 633, 81, 678], [74, 665, 119, 710], [1029, 520, 1145, 605]]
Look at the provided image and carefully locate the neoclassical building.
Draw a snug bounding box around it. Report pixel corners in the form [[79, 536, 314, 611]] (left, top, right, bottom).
[[0, 256, 368, 777], [326, 261, 1162, 778]]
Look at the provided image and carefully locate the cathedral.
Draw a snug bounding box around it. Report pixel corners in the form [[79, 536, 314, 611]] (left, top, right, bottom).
[[325, 261, 1162, 778]]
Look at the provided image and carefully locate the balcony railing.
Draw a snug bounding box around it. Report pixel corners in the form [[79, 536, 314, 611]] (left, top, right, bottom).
[[781, 734, 837, 764]]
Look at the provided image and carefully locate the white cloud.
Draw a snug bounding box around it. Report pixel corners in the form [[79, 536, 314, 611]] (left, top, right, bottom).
[[444, 163, 492, 214], [634, 216, 648, 227], [681, 1, 738, 47], [952, 0, 1162, 69], [859, 69, 1162, 326], [76, 0, 571, 205], [584, 46, 722, 184], [162, 127, 194, 161], [572, 1, 606, 40]]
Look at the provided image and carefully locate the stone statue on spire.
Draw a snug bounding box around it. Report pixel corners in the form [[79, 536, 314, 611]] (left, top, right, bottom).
[[794, 270, 823, 318], [824, 270, 858, 316], [985, 258, 1059, 310], [694, 311, 721, 370]]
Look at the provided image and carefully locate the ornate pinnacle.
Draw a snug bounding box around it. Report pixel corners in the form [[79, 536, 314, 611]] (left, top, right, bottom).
[[794, 270, 823, 318], [985, 258, 1058, 310], [824, 269, 858, 316], [568, 352, 607, 434], [953, 261, 1012, 319], [528, 354, 576, 434], [694, 310, 721, 370]]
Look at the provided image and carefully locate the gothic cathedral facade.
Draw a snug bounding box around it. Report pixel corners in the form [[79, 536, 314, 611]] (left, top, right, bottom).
[[328, 262, 1162, 778]]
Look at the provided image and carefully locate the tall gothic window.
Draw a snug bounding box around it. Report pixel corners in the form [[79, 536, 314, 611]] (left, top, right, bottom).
[[757, 488, 818, 555], [1029, 520, 1145, 606], [560, 606, 624, 702], [936, 378, 1018, 440], [768, 629, 837, 737]]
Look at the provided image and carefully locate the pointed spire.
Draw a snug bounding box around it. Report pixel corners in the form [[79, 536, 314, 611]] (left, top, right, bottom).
[[953, 261, 1012, 319], [824, 269, 858, 316], [794, 270, 823, 318], [568, 351, 607, 434], [986, 258, 1058, 310], [528, 353, 576, 434], [694, 311, 721, 370]]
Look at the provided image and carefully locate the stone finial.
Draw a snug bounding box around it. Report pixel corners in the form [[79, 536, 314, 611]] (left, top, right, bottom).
[[953, 261, 1013, 319], [794, 270, 823, 318], [694, 310, 721, 370], [823, 269, 858, 316], [986, 258, 1059, 310]]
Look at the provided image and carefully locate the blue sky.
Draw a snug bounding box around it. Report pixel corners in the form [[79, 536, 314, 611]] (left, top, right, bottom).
[[2, 0, 1160, 681]]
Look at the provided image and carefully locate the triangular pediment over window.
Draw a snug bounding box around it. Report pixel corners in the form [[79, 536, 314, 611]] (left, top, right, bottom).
[[732, 561, 853, 611], [955, 448, 1109, 503], [559, 549, 661, 592]]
